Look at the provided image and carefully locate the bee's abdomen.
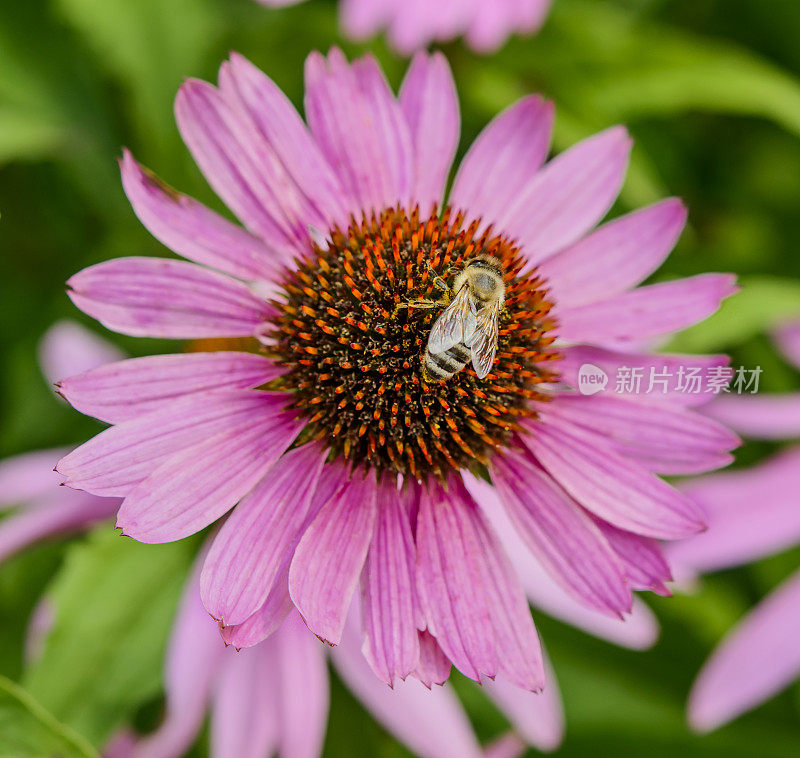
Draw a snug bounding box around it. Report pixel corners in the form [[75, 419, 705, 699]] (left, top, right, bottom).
[[424, 342, 471, 380]]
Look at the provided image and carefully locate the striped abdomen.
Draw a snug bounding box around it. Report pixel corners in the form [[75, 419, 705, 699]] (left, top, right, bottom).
[[424, 341, 471, 381]]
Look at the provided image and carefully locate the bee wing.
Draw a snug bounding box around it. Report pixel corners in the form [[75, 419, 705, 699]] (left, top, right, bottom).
[[470, 300, 501, 379], [427, 284, 477, 354]]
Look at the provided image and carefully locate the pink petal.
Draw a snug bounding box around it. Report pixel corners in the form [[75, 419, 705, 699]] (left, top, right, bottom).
[[0, 449, 68, 507], [558, 345, 731, 407], [340, 0, 394, 39], [688, 568, 800, 732], [116, 404, 302, 543], [703, 393, 800, 440], [548, 395, 739, 476], [67, 257, 272, 339], [120, 150, 285, 281], [483, 657, 565, 753], [503, 126, 632, 265], [222, 53, 348, 230], [57, 391, 291, 497], [671, 448, 800, 573], [130, 560, 226, 758], [360, 476, 420, 686], [412, 629, 452, 687], [450, 96, 554, 234], [202, 443, 327, 626], [210, 647, 279, 758], [478, 477, 659, 649], [596, 521, 672, 595], [485, 455, 632, 618], [175, 78, 307, 250], [524, 416, 706, 539], [57, 352, 282, 424], [773, 319, 800, 369], [0, 491, 119, 565], [399, 52, 459, 214], [289, 474, 378, 645], [331, 612, 484, 758], [38, 320, 124, 386], [304, 49, 413, 215], [557, 274, 738, 345], [539, 198, 688, 308], [414, 478, 498, 684]]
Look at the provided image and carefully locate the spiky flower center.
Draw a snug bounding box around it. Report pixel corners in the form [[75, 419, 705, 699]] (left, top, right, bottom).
[[267, 206, 559, 480]]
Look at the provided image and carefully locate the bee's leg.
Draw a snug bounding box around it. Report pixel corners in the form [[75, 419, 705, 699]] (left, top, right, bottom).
[[392, 298, 440, 318], [425, 262, 450, 298]]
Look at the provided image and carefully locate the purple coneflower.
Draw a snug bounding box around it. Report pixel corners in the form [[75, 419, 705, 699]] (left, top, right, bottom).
[[258, 0, 552, 54], [56, 49, 738, 691], [670, 319, 800, 733]]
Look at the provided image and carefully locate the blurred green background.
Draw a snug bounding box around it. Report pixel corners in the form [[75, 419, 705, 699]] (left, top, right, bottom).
[[2, 0, 800, 755]]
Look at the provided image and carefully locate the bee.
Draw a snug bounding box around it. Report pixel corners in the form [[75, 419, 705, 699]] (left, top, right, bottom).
[[422, 255, 506, 381]]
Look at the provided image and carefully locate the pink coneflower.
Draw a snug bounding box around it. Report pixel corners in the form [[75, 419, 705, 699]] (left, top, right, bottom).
[[258, 0, 552, 54], [57, 49, 738, 692], [669, 319, 800, 733]]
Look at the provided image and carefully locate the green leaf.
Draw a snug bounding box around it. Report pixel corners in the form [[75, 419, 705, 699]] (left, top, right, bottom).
[[23, 528, 194, 746], [666, 276, 800, 353], [0, 675, 97, 758]]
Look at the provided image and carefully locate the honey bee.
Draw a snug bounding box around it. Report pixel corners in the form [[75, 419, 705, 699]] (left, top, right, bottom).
[[423, 255, 506, 381]]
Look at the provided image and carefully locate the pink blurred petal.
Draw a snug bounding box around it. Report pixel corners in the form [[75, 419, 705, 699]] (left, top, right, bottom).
[[202, 442, 326, 626], [450, 96, 554, 235], [703, 393, 800, 440], [539, 198, 687, 308], [57, 352, 283, 425], [38, 320, 124, 386], [120, 150, 285, 281], [772, 319, 800, 370], [688, 568, 800, 732], [503, 126, 631, 265], [415, 478, 498, 684], [57, 392, 294, 497], [289, 475, 378, 644], [399, 51, 459, 215], [525, 416, 706, 539], [304, 49, 413, 215], [340, 0, 394, 40], [484, 456, 631, 618], [557, 274, 737, 345], [0, 449, 68, 507], [360, 476, 420, 685], [116, 405, 302, 543], [67, 257, 272, 339]]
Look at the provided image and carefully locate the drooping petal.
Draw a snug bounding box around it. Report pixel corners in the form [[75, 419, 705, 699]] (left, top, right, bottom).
[[558, 346, 731, 407], [548, 395, 739, 476], [595, 520, 672, 595], [671, 448, 800, 573], [332, 612, 484, 758], [485, 456, 632, 618], [399, 51, 459, 214], [688, 569, 800, 732], [449, 96, 554, 233], [57, 352, 283, 424], [57, 391, 292, 497], [130, 561, 226, 758], [116, 406, 302, 543], [483, 657, 565, 754], [360, 476, 420, 685], [502, 126, 632, 265], [523, 416, 706, 539], [0, 449, 68, 508], [702, 393, 800, 440], [304, 49, 413, 215], [67, 258, 272, 339], [476, 475, 659, 650], [557, 274, 737, 345], [120, 150, 286, 281], [289, 474, 378, 644], [412, 630, 452, 687], [202, 442, 327, 626], [414, 479, 498, 684], [38, 320, 124, 386], [539, 198, 688, 308]]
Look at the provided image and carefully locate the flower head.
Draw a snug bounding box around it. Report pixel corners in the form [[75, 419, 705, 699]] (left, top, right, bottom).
[[57, 49, 738, 691], [669, 318, 800, 733], [259, 0, 552, 54]]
